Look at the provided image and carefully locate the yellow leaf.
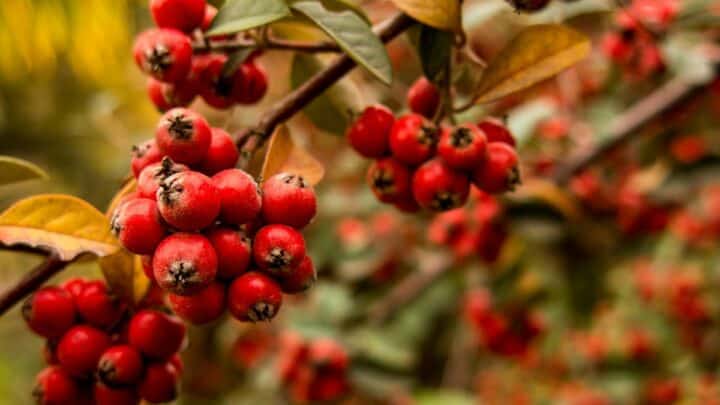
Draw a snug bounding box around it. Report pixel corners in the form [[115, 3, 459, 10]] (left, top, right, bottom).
[[105, 178, 137, 218], [0, 156, 48, 186], [0, 194, 119, 261], [475, 24, 590, 104], [99, 249, 150, 305], [390, 0, 461, 32], [260, 125, 325, 185]]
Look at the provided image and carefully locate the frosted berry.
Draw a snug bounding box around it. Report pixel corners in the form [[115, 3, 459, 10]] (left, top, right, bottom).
[[150, 0, 206, 33], [139, 362, 179, 404], [438, 124, 488, 171], [111, 198, 166, 255], [367, 157, 412, 203], [97, 345, 144, 387], [76, 281, 127, 329], [228, 272, 283, 322], [212, 169, 262, 225], [155, 107, 212, 165], [131, 140, 162, 178], [389, 114, 438, 165], [412, 159, 470, 211], [146, 77, 195, 112], [477, 118, 515, 146], [22, 286, 76, 340], [168, 282, 226, 324], [33, 367, 80, 405], [261, 173, 317, 229], [472, 142, 520, 193], [152, 233, 218, 295], [233, 62, 268, 104], [157, 171, 221, 231], [133, 29, 192, 83], [206, 227, 251, 280], [407, 77, 440, 119], [128, 309, 186, 360], [252, 224, 306, 276], [347, 104, 395, 158], [57, 325, 112, 377], [280, 255, 316, 294], [137, 157, 188, 200], [94, 383, 140, 405], [199, 128, 240, 175]]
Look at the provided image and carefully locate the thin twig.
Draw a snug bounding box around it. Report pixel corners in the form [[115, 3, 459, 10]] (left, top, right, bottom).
[[194, 37, 341, 54], [0, 253, 72, 317]]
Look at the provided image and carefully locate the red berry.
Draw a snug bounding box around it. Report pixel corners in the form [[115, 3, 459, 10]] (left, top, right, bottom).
[[201, 4, 217, 31], [97, 345, 144, 387], [198, 53, 237, 109], [394, 195, 421, 213], [33, 366, 80, 405], [129, 309, 186, 360], [472, 142, 520, 194], [438, 124, 488, 171], [131, 140, 162, 178], [206, 227, 251, 280], [367, 157, 412, 203], [280, 255, 316, 294], [111, 198, 166, 255], [407, 77, 440, 119], [60, 277, 87, 300], [146, 77, 195, 112], [228, 272, 283, 322], [168, 282, 226, 324], [477, 118, 515, 146], [389, 114, 438, 165], [308, 338, 348, 371], [94, 383, 140, 405], [252, 224, 306, 276], [155, 107, 212, 165], [412, 158, 470, 211], [57, 325, 112, 377], [141, 255, 155, 282], [150, 0, 206, 33], [137, 157, 188, 200], [212, 168, 262, 225], [139, 362, 179, 404], [22, 286, 76, 339], [262, 173, 317, 229], [233, 62, 268, 104], [133, 29, 192, 83], [76, 281, 127, 329], [157, 171, 221, 231], [199, 128, 239, 175], [152, 233, 218, 295], [347, 104, 395, 158]]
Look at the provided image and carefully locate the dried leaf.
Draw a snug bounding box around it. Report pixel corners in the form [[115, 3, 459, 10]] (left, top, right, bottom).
[[0, 156, 48, 186], [260, 125, 325, 185], [99, 250, 150, 305], [390, 0, 461, 32]]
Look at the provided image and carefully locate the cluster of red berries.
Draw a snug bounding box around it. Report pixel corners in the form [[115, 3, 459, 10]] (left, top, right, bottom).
[[134, 0, 267, 112], [277, 332, 350, 403], [348, 77, 519, 213], [23, 278, 185, 405], [115, 107, 317, 325]]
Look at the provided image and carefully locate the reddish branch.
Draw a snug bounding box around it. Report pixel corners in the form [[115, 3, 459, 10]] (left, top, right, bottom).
[[194, 37, 340, 54], [0, 253, 69, 316]]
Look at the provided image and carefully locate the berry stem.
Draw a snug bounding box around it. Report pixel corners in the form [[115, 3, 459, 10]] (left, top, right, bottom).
[[0, 252, 72, 317]]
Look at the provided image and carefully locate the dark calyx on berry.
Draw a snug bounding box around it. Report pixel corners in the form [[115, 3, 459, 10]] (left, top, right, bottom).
[[166, 114, 194, 139], [145, 44, 173, 73]]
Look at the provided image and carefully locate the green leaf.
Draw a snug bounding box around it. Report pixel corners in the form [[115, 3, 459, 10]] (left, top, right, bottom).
[[417, 25, 453, 82], [414, 389, 474, 405], [0, 156, 48, 186], [221, 48, 256, 80], [291, 1, 393, 85], [207, 0, 291, 36]]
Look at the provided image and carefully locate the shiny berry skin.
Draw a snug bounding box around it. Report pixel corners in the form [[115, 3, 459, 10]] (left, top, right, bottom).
[[212, 169, 262, 225], [477, 118, 515, 147], [407, 77, 440, 119], [472, 142, 520, 194], [137, 157, 188, 200], [389, 114, 438, 165], [60, 278, 87, 300], [206, 227, 251, 280], [22, 286, 76, 339], [158, 171, 221, 231], [198, 53, 236, 109], [438, 124, 488, 171], [131, 140, 162, 178], [97, 345, 144, 387], [76, 281, 127, 329], [199, 128, 240, 175], [201, 4, 217, 31], [412, 159, 470, 211], [228, 272, 283, 322], [94, 383, 140, 405], [505, 0, 551, 12], [252, 224, 306, 276], [111, 198, 166, 255], [262, 173, 317, 229], [150, 0, 206, 33], [168, 282, 226, 324], [129, 309, 186, 360], [233, 62, 268, 104], [155, 107, 212, 165], [152, 233, 218, 295], [133, 29, 192, 83], [366, 157, 412, 203], [146, 77, 195, 112], [280, 255, 316, 294], [347, 104, 395, 158], [57, 325, 112, 377], [33, 366, 80, 405], [139, 362, 179, 404]]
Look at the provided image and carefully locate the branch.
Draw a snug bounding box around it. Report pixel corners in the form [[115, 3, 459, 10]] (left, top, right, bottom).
[[194, 37, 340, 54], [0, 253, 71, 317]]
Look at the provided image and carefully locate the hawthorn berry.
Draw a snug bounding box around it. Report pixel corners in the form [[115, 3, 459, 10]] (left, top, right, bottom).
[[97, 345, 144, 387], [472, 142, 520, 193], [477, 118, 515, 146], [146, 77, 195, 112], [262, 173, 317, 229], [412, 158, 470, 211], [206, 227, 251, 280], [253, 224, 307, 276], [347, 104, 395, 158], [133, 29, 192, 83], [128, 309, 186, 360], [201, 4, 217, 31], [389, 114, 438, 165], [366, 157, 412, 203], [150, 0, 206, 33], [57, 325, 112, 377], [407, 77, 440, 119], [438, 124, 488, 171], [139, 362, 179, 404], [280, 255, 316, 294], [137, 157, 187, 200], [22, 287, 76, 340], [33, 366, 80, 405], [197, 53, 237, 109], [228, 272, 283, 322], [60, 278, 87, 300], [141, 255, 155, 282], [131, 140, 162, 178], [111, 198, 166, 255], [94, 383, 140, 405], [199, 128, 240, 175], [168, 282, 226, 324], [152, 233, 218, 295], [212, 168, 262, 225], [308, 338, 349, 371], [155, 107, 212, 165], [76, 281, 127, 329], [233, 62, 268, 104], [157, 171, 221, 231]]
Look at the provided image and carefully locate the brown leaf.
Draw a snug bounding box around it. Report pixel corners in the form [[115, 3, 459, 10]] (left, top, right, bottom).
[[389, 0, 461, 32], [260, 125, 325, 185]]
